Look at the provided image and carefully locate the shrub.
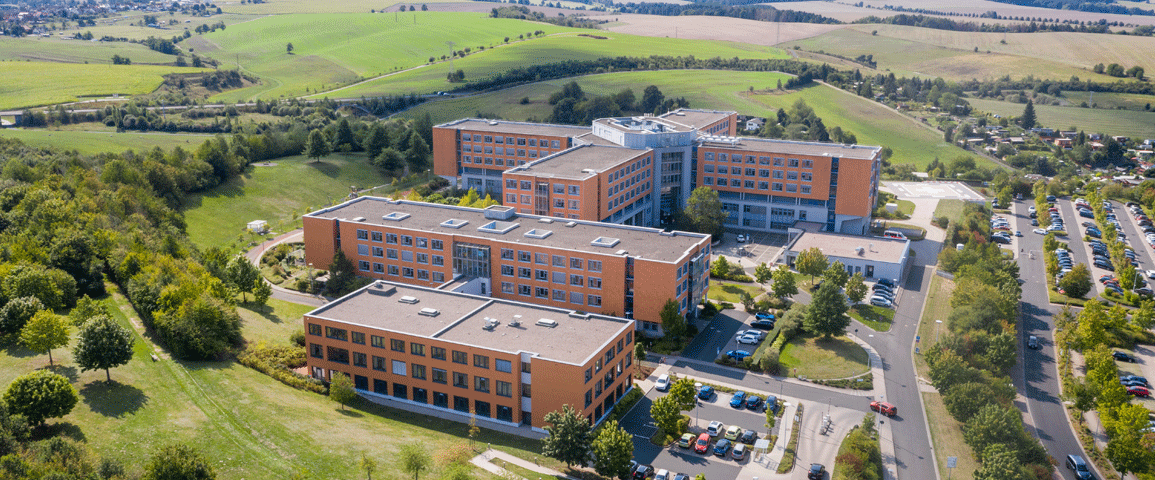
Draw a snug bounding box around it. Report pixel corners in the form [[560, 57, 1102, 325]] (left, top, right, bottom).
[[289, 329, 306, 347], [237, 342, 326, 394]]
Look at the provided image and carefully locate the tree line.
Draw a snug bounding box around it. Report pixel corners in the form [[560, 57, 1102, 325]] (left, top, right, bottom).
[[610, 2, 841, 24], [545, 81, 689, 124], [851, 13, 1117, 34], [987, 0, 1155, 17]]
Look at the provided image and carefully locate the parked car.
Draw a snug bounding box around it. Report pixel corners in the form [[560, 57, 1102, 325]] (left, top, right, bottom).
[[870, 401, 897, 416], [726, 350, 751, 361], [1121, 378, 1147, 387], [746, 395, 764, 411], [633, 465, 655, 479], [766, 395, 780, 413], [712, 439, 732, 457], [1114, 351, 1137, 362], [706, 421, 724, 437], [808, 463, 827, 480], [1015, 230, 1023, 237], [877, 278, 895, 287], [697, 385, 714, 400], [694, 433, 711, 453], [654, 470, 669, 480], [1122, 375, 1148, 385], [731, 443, 747, 460], [737, 335, 760, 345], [1065, 454, 1093, 480], [751, 319, 776, 330], [870, 296, 893, 308], [724, 425, 743, 441], [1028, 335, 1040, 350], [1032, 228, 1046, 235], [739, 429, 758, 445], [1128, 386, 1150, 397], [730, 391, 747, 408], [672, 474, 690, 480], [655, 374, 670, 392], [754, 312, 776, 321], [678, 433, 695, 448]]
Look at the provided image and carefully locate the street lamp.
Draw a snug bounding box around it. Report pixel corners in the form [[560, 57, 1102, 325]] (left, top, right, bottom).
[[308, 262, 314, 294], [935, 320, 943, 343]]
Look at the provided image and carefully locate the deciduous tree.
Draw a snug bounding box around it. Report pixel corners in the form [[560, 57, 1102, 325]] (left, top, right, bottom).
[[845, 272, 867, 304], [3, 370, 78, 426], [1058, 263, 1092, 298], [398, 444, 430, 480], [795, 247, 827, 282], [73, 315, 135, 382], [772, 265, 798, 299], [20, 311, 69, 366], [649, 395, 683, 437], [305, 129, 331, 163], [226, 256, 260, 303], [142, 443, 216, 480], [685, 187, 726, 238], [754, 262, 773, 284], [667, 377, 698, 412], [659, 299, 685, 340], [803, 282, 849, 338], [974, 443, 1026, 480], [822, 260, 849, 289], [329, 372, 357, 411], [591, 420, 633, 479], [542, 405, 591, 468]]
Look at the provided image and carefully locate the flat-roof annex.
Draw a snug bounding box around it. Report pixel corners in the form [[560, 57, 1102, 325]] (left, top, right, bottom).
[[788, 231, 908, 264], [436, 118, 591, 138], [506, 144, 652, 181], [307, 281, 633, 365], [697, 136, 882, 161], [594, 116, 692, 134], [658, 108, 735, 130], [307, 197, 710, 263]]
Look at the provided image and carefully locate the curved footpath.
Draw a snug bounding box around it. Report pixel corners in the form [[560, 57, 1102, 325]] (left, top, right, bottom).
[[246, 229, 329, 307]]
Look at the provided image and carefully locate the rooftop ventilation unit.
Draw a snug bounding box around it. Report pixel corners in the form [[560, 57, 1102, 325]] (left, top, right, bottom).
[[418, 308, 440, 317], [590, 237, 621, 248], [616, 249, 629, 256], [565, 222, 578, 228], [581, 168, 597, 174], [569, 311, 591, 320], [524, 229, 553, 239], [352, 216, 366, 222], [535, 318, 558, 328], [659, 230, 677, 237], [538, 218, 554, 224], [855, 246, 865, 255], [488, 120, 498, 125], [483, 205, 516, 220], [482, 318, 500, 331], [440, 219, 469, 229], [383, 212, 410, 222], [509, 315, 522, 328], [398, 296, 419, 304]]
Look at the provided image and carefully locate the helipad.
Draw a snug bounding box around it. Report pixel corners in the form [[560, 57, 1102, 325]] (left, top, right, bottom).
[[883, 181, 984, 201]]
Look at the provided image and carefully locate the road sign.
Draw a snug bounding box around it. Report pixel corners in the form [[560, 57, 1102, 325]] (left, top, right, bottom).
[[947, 456, 957, 468]]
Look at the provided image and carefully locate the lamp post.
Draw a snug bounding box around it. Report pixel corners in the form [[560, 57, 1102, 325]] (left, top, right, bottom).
[[308, 262, 314, 294], [935, 320, 943, 343]]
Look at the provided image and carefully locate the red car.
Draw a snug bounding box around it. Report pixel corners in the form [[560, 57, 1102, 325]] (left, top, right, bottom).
[[870, 401, 897, 416], [693, 433, 711, 454], [1127, 386, 1150, 397]]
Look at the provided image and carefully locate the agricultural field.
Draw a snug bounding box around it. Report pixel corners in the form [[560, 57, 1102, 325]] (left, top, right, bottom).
[[0, 61, 208, 110], [967, 97, 1155, 139], [196, 12, 580, 101], [401, 69, 981, 169], [845, 0, 1155, 26], [786, 25, 1136, 82], [282, 24, 787, 101], [181, 154, 394, 249], [0, 37, 175, 65], [604, 13, 845, 46], [1064, 92, 1155, 111], [0, 286, 542, 480], [225, 0, 465, 14], [0, 128, 214, 155]]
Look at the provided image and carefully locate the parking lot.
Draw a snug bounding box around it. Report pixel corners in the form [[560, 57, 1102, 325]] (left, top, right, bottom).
[[717, 231, 789, 271]]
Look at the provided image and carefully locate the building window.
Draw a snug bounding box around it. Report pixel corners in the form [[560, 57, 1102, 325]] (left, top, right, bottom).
[[496, 359, 512, 373], [535, 253, 548, 265], [552, 271, 566, 284], [373, 355, 386, 371], [454, 396, 470, 412], [535, 287, 549, 298], [392, 360, 406, 376], [356, 230, 369, 240], [570, 274, 584, 286], [432, 239, 443, 251], [358, 260, 370, 272], [519, 284, 531, 296], [371, 335, 386, 348], [391, 339, 404, 352], [502, 282, 514, 293], [570, 292, 584, 305], [519, 251, 532, 262], [413, 387, 428, 404], [402, 251, 413, 262], [309, 343, 323, 358], [327, 346, 349, 364], [387, 249, 398, 259], [400, 235, 413, 246], [416, 238, 428, 249], [453, 372, 468, 388], [372, 246, 384, 258], [388, 265, 399, 276], [521, 383, 532, 398], [402, 267, 414, 278], [325, 327, 347, 341], [554, 184, 565, 194], [772, 183, 783, 191], [430, 346, 446, 360], [416, 253, 428, 264], [535, 269, 548, 281], [520, 181, 532, 190], [589, 295, 602, 307], [497, 381, 512, 397], [432, 368, 447, 384], [353, 352, 367, 367], [452, 350, 468, 364], [432, 255, 444, 266], [351, 331, 365, 344], [553, 289, 565, 301], [589, 277, 602, 289], [570, 258, 583, 269], [801, 185, 811, 194], [411, 343, 425, 356], [475, 376, 490, 393], [502, 265, 515, 277], [412, 364, 426, 380], [501, 249, 514, 260], [585, 390, 593, 407], [519, 267, 531, 279], [393, 383, 407, 400], [474, 355, 489, 369], [308, 323, 322, 336], [588, 260, 601, 272]]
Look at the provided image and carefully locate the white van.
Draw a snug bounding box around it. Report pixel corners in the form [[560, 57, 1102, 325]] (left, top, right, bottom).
[[883, 230, 907, 240]]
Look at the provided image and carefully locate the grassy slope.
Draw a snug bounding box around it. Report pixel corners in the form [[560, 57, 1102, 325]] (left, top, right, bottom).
[[226, 0, 462, 14], [199, 12, 580, 101], [0, 129, 214, 155], [0, 62, 207, 110], [0, 38, 175, 64], [967, 97, 1155, 139], [400, 69, 981, 169], [182, 154, 393, 249], [311, 29, 787, 101], [0, 287, 540, 479]]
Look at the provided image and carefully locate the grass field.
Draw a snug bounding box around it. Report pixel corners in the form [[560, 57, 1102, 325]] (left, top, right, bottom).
[[1073, 92, 1155, 111], [707, 282, 765, 303], [181, 154, 394, 249], [0, 61, 207, 110], [848, 304, 895, 332], [0, 128, 215, 155], [0, 284, 544, 479], [779, 334, 870, 380], [198, 12, 584, 101], [0, 37, 176, 65], [304, 27, 787, 102], [399, 69, 981, 170], [933, 199, 967, 226], [967, 97, 1155, 139], [225, 0, 464, 14], [786, 25, 1138, 82]]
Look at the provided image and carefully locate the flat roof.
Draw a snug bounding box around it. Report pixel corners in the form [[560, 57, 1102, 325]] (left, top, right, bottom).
[[308, 281, 633, 365], [788, 231, 908, 264], [697, 136, 881, 161], [307, 197, 709, 263], [659, 108, 735, 130], [594, 116, 693, 134], [574, 132, 619, 146], [507, 145, 650, 180], [436, 118, 591, 138]]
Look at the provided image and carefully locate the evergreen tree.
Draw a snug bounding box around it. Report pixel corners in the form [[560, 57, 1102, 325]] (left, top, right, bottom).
[[1020, 100, 1037, 129], [364, 123, 390, 159]]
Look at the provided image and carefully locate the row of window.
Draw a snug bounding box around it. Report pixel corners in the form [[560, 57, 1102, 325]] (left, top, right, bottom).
[[703, 165, 813, 182], [462, 133, 562, 149], [611, 182, 649, 211], [314, 344, 519, 396], [609, 157, 650, 185], [497, 250, 604, 272], [358, 261, 447, 282], [498, 282, 603, 306], [498, 265, 604, 288], [359, 375, 517, 422], [703, 177, 812, 194], [357, 244, 445, 265], [702, 152, 814, 169], [462, 155, 530, 167], [310, 325, 517, 372], [507, 179, 582, 196], [356, 230, 445, 251]]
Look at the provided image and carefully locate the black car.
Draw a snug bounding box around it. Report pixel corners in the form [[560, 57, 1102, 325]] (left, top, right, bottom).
[[1031, 219, 1038, 226], [739, 429, 758, 445], [632, 465, 655, 479], [876, 278, 895, 287], [750, 319, 776, 330], [808, 463, 826, 480], [745, 395, 764, 411], [1114, 351, 1137, 363]]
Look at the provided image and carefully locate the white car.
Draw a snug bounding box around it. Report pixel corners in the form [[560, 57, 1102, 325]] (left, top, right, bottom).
[[1147, 270, 1155, 279], [655, 374, 670, 392], [737, 330, 765, 341], [707, 421, 724, 436], [655, 469, 670, 480], [870, 296, 893, 308], [737, 335, 760, 345], [736, 234, 748, 243], [1028, 206, 1036, 213], [1033, 228, 1047, 235]]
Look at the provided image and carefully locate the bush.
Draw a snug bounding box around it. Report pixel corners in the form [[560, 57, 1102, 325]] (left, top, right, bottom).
[[237, 342, 326, 394], [289, 329, 306, 347]]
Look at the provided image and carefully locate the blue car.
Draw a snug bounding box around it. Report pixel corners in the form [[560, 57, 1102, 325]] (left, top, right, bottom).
[[730, 391, 747, 408], [1123, 375, 1149, 385], [726, 350, 752, 361], [754, 312, 776, 321], [746, 395, 764, 411], [765, 395, 779, 413], [697, 385, 714, 400]]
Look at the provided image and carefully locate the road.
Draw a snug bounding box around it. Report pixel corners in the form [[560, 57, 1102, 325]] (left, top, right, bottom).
[[1109, 200, 1155, 282], [1013, 198, 1098, 480]]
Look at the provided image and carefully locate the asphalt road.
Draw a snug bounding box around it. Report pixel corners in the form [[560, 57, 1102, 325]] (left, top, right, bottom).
[[1013, 198, 1093, 480], [1109, 200, 1155, 280]]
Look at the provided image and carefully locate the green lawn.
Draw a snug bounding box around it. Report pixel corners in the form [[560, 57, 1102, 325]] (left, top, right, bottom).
[[0, 37, 176, 64], [968, 97, 1155, 139], [0, 284, 546, 479], [181, 154, 394, 249], [707, 282, 765, 303], [933, 199, 967, 226], [0, 61, 208, 110], [848, 304, 895, 332], [305, 29, 787, 101], [779, 334, 869, 380], [0, 128, 215, 155], [897, 199, 915, 216]]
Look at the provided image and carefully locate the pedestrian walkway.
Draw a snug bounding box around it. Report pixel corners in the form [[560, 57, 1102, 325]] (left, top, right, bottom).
[[469, 448, 577, 480], [245, 228, 330, 307]]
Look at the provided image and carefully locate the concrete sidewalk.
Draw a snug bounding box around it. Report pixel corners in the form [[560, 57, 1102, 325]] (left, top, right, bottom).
[[245, 228, 330, 307], [470, 448, 578, 480]]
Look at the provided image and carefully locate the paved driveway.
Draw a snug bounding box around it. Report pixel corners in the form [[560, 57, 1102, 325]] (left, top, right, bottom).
[[883, 181, 983, 201]]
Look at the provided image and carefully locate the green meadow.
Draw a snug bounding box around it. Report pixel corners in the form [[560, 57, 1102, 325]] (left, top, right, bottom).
[[0, 61, 207, 110], [968, 97, 1155, 139], [0, 37, 175, 65], [198, 12, 578, 101], [402, 69, 979, 169], [0, 128, 214, 155]]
